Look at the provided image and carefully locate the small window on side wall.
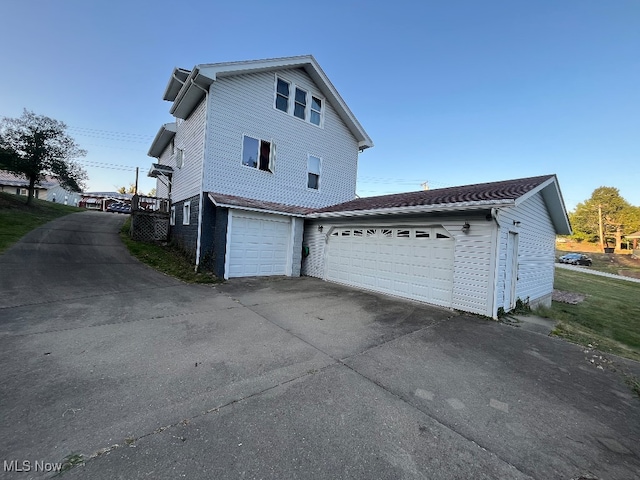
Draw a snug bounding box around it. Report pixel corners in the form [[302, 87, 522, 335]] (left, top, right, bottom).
[[183, 201, 191, 225], [242, 135, 274, 173], [308, 155, 321, 190], [170, 206, 176, 226]]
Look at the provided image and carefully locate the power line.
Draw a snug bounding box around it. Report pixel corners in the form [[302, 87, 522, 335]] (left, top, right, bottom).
[[68, 126, 153, 140]]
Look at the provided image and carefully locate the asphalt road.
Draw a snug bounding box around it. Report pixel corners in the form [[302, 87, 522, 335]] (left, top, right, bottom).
[[1, 211, 639, 479]]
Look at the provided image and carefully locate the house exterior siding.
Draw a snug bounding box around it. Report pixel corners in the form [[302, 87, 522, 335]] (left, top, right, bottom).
[[155, 144, 173, 199], [170, 194, 201, 260], [204, 69, 359, 208], [494, 192, 556, 312], [171, 100, 206, 203], [451, 218, 496, 316]]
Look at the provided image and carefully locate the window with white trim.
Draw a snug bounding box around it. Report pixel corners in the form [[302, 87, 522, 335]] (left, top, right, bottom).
[[294, 87, 307, 120], [307, 155, 321, 190], [170, 206, 176, 226], [310, 96, 322, 126], [242, 135, 274, 173], [275, 78, 290, 112], [176, 148, 184, 169], [274, 75, 323, 127], [183, 201, 191, 225]]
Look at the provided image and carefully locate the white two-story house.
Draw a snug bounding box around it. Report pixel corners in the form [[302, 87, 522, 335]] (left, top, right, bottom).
[[148, 55, 373, 280], [148, 55, 572, 319]]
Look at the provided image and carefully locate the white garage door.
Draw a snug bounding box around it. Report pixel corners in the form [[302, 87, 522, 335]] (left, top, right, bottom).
[[325, 226, 455, 308], [227, 211, 291, 277]]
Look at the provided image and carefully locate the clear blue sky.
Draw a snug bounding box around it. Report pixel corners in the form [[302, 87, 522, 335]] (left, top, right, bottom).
[[1, 0, 638, 210]]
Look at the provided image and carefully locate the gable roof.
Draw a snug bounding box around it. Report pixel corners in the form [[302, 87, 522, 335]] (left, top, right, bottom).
[[308, 174, 572, 235], [163, 55, 373, 150]]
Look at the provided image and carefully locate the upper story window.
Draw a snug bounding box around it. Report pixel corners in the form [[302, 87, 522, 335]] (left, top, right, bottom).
[[294, 88, 307, 120], [307, 155, 321, 190], [275, 78, 290, 112], [310, 96, 322, 126], [242, 135, 274, 173], [274, 75, 323, 127]]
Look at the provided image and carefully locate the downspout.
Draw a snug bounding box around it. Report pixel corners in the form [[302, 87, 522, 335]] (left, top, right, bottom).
[[489, 207, 502, 318], [191, 76, 209, 272]]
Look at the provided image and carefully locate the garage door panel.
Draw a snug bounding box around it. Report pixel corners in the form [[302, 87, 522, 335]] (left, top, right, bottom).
[[228, 213, 290, 278], [326, 226, 454, 308]]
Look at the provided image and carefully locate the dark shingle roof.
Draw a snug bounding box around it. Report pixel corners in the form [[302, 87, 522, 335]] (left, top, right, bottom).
[[313, 175, 555, 214], [208, 192, 314, 216]]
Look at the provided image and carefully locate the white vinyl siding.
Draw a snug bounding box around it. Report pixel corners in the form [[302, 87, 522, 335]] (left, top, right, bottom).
[[494, 192, 556, 312], [171, 99, 206, 202], [204, 68, 358, 209]]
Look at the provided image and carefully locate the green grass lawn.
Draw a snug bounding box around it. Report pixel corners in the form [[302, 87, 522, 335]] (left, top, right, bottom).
[[0, 192, 83, 253], [119, 218, 221, 284], [538, 268, 640, 362]]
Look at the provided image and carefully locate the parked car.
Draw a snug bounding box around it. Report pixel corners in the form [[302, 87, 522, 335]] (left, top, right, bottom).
[[558, 253, 592, 266], [558, 253, 581, 264], [107, 202, 132, 214]]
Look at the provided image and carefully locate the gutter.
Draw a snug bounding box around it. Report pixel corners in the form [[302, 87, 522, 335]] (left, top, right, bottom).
[[306, 199, 516, 219]]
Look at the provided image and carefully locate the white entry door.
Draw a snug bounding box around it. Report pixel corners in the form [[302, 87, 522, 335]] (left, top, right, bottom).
[[325, 226, 455, 308], [227, 211, 291, 278]]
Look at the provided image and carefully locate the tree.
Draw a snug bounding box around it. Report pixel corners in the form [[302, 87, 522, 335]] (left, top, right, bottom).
[[0, 110, 88, 205], [148, 187, 156, 197], [570, 187, 640, 248], [117, 183, 137, 194]]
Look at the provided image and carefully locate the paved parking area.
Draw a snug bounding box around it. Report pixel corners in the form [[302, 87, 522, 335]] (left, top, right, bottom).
[[1, 212, 639, 479]]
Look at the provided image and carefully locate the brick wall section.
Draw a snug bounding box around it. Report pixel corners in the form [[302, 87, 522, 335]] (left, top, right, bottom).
[[198, 202, 229, 277], [170, 194, 201, 262]]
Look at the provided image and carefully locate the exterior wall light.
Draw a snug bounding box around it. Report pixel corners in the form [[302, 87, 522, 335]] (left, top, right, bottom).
[[462, 222, 471, 233], [318, 225, 323, 232]]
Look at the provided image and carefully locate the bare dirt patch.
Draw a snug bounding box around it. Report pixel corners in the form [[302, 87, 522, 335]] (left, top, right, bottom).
[[552, 289, 586, 305]]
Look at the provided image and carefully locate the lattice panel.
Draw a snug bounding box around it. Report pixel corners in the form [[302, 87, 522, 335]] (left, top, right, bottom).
[[131, 212, 169, 242]]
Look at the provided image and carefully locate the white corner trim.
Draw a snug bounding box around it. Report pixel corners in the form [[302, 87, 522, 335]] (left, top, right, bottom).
[[223, 210, 233, 280]]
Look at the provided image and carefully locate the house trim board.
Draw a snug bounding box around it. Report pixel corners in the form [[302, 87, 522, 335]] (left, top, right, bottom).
[[223, 209, 233, 280]]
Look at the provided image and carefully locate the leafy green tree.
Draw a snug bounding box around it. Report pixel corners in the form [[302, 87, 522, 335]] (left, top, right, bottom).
[[570, 187, 640, 247], [0, 110, 87, 205]]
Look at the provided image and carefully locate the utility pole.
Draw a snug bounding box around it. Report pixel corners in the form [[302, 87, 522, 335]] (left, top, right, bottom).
[[598, 204, 604, 250]]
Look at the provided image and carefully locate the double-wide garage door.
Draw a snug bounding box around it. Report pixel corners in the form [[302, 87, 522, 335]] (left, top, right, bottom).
[[325, 226, 454, 308], [228, 212, 290, 277]]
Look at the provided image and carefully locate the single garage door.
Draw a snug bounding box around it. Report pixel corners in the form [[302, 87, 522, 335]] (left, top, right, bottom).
[[325, 226, 454, 308], [228, 211, 290, 277]]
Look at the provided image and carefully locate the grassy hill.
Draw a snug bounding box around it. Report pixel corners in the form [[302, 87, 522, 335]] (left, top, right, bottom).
[[0, 192, 83, 252]]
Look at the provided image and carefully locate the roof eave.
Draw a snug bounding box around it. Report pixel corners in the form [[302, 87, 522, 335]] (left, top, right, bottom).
[[307, 200, 515, 219], [169, 68, 214, 119], [147, 123, 177, 158], [163, 68, 191, 102]]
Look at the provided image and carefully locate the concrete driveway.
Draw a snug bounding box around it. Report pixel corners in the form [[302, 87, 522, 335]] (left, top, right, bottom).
[[0, 211, 639, 479]]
